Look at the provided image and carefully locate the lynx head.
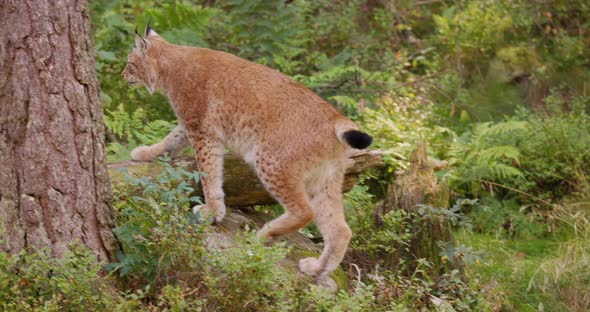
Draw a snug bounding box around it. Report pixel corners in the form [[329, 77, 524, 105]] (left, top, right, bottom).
[[121, 22, 161, 94]]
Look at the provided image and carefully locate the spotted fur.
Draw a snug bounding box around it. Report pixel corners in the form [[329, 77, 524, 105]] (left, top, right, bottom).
[[122, 27, 372, 290]]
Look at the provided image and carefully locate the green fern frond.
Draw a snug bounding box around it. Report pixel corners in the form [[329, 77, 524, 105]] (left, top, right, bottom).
[[105, 104, 176, 146], [465, 145, 521, 165], [299, 65, 357, 88], [478, 120, 527, 137], [447, 120, 526, 194], [464, 162, 523, 180], [134, 120, 177, 146], [104, 104, 133, 141]]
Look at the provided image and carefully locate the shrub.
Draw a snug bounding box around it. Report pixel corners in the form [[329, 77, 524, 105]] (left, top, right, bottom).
[[432, 0, 513, 73], [109, 158, 380, 310], [344, 184, 412, 267], [0, 246, 136, 311], [200, 233, 305, 311], [516, 110, 590, 200], [446, 109, 590, 203], [109, 157, 206, 290], [362, 87, 453, 173], [341, 180, 498, 310]]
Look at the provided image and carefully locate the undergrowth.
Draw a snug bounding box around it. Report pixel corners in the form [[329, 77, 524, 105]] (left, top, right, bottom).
[[1, 159, 501, 311], [71, 0, 590, 310]]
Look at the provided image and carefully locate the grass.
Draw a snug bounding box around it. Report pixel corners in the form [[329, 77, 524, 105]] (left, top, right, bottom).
[[458, 200, 590, 312], [456, 229, 560, 311]]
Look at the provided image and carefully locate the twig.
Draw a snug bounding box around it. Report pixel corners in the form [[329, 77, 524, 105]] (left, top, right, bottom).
[[395, 72, 440, 88], [350, 263, 362, 291], [478, 179, 555, 207], [414, 0, 443, 6], [341, 89, 391, 93], [326, 73, 441, 94]]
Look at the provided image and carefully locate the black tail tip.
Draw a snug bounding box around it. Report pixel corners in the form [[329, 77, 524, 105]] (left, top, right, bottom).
[[343, 130, 373, 149]]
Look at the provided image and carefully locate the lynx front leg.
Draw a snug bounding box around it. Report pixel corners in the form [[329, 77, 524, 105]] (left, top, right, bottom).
[[130, 125, 190, 161], [191, 137, 226, 224]]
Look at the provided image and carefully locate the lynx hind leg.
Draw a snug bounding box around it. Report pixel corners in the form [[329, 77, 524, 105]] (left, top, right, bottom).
[[255, 165, 315, 242], [130, 125, 190, 161], [299, 164, 351, 292]]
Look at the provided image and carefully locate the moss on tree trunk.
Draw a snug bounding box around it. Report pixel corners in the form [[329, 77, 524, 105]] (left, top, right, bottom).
[[374, 141, 452, 275]]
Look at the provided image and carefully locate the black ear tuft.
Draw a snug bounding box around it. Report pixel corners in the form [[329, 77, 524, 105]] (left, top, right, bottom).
[[343, 130, 373, 149], [145, 17, 152, 37], [134, 26, 147, 48]]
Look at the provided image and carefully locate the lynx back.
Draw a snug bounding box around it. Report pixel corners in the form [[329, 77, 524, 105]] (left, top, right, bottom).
[[123, 24, 372, 291]]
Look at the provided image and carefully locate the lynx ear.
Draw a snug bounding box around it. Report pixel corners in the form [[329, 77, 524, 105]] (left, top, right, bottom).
[[144, 17, 160, 38], [134, 27, 147, 51]]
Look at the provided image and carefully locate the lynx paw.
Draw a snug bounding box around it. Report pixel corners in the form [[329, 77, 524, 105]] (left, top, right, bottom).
[[256, 227, 278, 245], [316, 276, 337, 293], [192, 204, 226, 224], [299, 257, 321, 276], [130, 146, 160, 161]]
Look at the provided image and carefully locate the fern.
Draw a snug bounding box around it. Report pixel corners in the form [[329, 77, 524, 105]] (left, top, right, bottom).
[[214, 0, 308, 74], [447, 121, 526, 196], [476, 121, 527, 137], [104, 104, 177, 161], [465, 145, 521, 165], [460, 163, 523, 181], [135, 120, 178, 146], [104, 104, 140, 142], [146, 2, 217, 47], [328, 95, 359, 115], [362, 88, 453, 172], [295, 65, 358, 88]]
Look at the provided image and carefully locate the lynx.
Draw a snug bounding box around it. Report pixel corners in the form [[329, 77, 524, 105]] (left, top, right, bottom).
[[122, 24, 372, 290]]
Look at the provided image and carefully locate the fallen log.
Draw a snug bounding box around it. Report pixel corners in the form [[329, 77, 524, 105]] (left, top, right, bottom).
[[108, 152, 381, 292], [108, 150, 383, 207]]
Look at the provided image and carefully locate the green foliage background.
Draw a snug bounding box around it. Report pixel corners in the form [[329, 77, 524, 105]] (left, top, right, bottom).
[[4, 0, 590, 311], [92, 0, 589, 310]]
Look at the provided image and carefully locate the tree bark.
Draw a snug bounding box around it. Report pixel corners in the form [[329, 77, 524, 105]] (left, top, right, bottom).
[[0, 0, 117, 262], [108, 150, 384, 207]]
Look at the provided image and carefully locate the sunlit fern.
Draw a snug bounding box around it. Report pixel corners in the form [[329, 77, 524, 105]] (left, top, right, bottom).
[[447, 121, 527, 195]]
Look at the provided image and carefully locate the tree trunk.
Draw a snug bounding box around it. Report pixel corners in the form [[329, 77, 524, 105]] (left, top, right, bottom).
[[0, 0, 117, 262], [373, 141, 451, 274]]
